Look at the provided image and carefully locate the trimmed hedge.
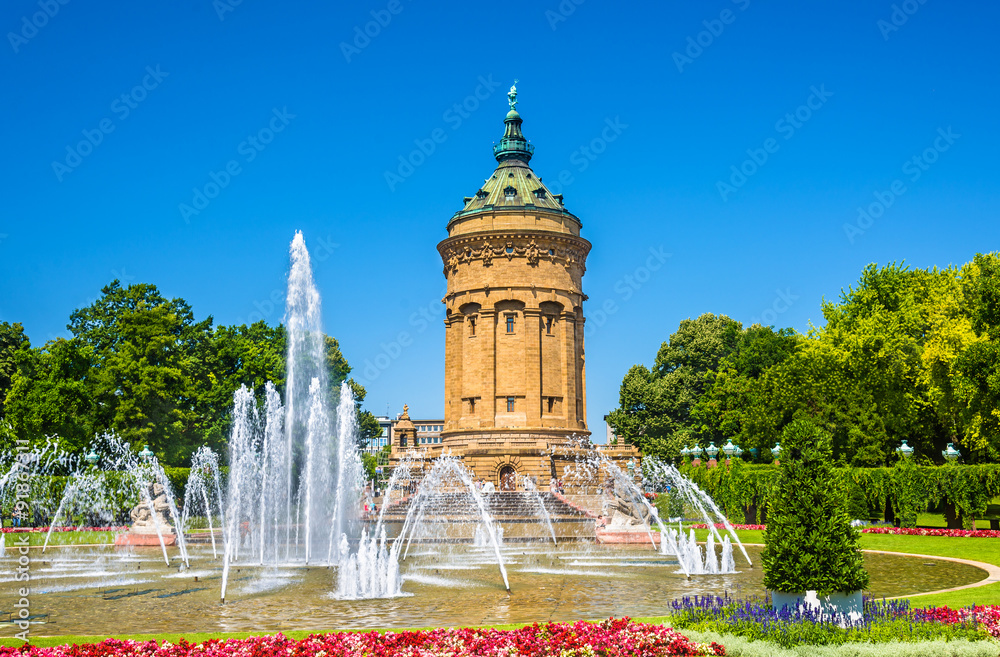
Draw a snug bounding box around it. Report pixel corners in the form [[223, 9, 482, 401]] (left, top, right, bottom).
[[680, 460, 1000, 530]]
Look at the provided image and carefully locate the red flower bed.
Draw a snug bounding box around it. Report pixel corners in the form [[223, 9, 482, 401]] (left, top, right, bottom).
[[2, 527, 126, 534], [862, 526, 1000, 538], [690, 523, 765, 531], [689, 524, 1000, 538], [0, 619, 724, 656], [915, 605, 1000, 639]]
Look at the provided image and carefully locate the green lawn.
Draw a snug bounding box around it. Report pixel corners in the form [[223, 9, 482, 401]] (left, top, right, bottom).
[[690, 527, 1000, 607], [11, 531, 117, 547]]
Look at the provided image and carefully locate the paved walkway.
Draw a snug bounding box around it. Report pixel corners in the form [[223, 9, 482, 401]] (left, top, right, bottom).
[[739, 543, 999, 600]]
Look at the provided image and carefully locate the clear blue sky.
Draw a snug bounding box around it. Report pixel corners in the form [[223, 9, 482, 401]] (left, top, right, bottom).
[[1, 0, 998, 439]]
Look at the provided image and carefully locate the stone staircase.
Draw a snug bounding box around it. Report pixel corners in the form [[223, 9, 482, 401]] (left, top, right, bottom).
[[376, 491, 595, 542]]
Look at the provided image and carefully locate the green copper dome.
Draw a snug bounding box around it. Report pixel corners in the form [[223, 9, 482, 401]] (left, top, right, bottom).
[[452, 81, 580, 225], [493, 111, 534, 163], [493, 81, 534, 164]]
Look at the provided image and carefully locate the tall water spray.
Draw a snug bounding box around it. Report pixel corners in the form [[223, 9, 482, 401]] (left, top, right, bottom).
[[285, 231, 335, 564], [220, 232, 368, 601]]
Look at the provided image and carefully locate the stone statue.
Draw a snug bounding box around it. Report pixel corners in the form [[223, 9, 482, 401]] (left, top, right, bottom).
[[603, 478, 652, 529], [508, 80, 519, 111], [128, 482, 172, 534], [526, 240, 540, 266]]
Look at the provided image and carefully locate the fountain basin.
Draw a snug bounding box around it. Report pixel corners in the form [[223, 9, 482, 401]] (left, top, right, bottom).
[[2, 542, 986, 637], [114, 533, 177, 547], [596, 528, 661, 545]]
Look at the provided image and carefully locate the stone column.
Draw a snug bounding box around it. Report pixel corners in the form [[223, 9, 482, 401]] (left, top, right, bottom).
[[524, 307, 542, 425], [561, 310, 577, 431], [576, 310, 587, 429], [444, 311, 458, 431], [481, 307, 497, 428]]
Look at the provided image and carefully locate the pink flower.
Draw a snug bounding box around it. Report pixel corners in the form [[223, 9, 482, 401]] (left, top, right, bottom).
[[0, 619, 725, 656], [861, 527, 1000, 538]]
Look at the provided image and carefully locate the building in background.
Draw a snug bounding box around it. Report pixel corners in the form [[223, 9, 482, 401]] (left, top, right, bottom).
[[363, 414, 443, 454]]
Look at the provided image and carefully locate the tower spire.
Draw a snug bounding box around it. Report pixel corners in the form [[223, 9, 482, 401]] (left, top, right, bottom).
[[493, 80, 534, 164]]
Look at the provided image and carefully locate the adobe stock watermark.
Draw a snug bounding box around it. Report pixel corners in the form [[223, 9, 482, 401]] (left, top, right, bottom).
[[716, 84, 833, 201], [877, 0, 928, 41], [179, 107, 295, 223], [7, 0, 70, 54], [213, 0, 246, 21], [51, 66, 169, 183], [749, 289, 798, 326], [340, 0, 410, 63], [544, 0, 587, 31], [672, 0, 751, 73], [12, 436, 35, 643], [586, 246, 671, 338], [235, 236, 339, 326], [359, 286, 447, 386], [541, 117, 628, 196], [384, 75, 501, 192], [843, 126, 959, 244], [110, 267, 137, 284]]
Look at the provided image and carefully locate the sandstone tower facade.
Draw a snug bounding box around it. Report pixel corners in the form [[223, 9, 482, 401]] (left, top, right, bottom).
[[388, 84, 618, 491], [436, 84, 591, 485]]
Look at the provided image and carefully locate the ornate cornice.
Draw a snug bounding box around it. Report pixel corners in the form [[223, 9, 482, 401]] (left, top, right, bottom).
[[437, 231, 590, 278]]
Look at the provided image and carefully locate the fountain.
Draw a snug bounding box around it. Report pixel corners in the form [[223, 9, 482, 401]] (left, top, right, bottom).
[[334, 528, 403, 599], [661, 526, 736, 575], [552, 446, 748, 575], [0, 232, 757, 628], [642, 457, 752, 571], [385, 455, 510, 591], [32, 432, 190, 567], [180, 446, 225, 558], [518, 474, 557, 545], [218, 231, 368, 601]]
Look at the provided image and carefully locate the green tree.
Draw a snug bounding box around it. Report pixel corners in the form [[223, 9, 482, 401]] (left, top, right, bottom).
[[606, 364, 670, 456], [763, 263, 961, 465], [762, 419, 869, 595], [608, 314, 740, 458], [66, 281, 215, 464], [4, 337, 97, 451], [324, 335, 382, 451], [692, 325, 799, 448], [201, 322, 287, 451], [951, 253, 1000, 460], [0, 322, 30, 418]]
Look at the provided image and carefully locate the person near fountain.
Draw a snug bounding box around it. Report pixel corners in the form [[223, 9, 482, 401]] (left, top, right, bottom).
[[482, 479, 496, 494]]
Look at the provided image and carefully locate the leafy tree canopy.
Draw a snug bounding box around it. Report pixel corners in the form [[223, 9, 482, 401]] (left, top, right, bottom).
[[2, 280, 380, 466], [610, 254, 1000, 464]]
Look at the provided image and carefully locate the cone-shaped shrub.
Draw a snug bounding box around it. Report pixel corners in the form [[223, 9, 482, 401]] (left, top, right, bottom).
[[762, 419, 869, 594]]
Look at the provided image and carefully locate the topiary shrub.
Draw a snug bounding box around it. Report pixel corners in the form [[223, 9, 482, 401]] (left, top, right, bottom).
[[891, 456, 925, 528], [762, 419, 870, 595]]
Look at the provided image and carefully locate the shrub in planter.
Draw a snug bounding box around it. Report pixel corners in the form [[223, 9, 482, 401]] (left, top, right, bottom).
[[762, 419, 869, 620]]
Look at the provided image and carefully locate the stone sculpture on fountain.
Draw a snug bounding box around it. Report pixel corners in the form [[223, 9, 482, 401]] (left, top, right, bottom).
[[603, 479, 653, 529], [116, 482, 177, 546]]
